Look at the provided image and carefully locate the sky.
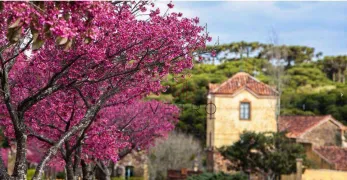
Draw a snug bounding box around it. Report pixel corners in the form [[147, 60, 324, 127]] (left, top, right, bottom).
[[157, 1, 347, 56]]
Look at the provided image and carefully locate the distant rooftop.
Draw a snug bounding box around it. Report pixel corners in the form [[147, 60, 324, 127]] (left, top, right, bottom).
[[313, 146, 347, 171], [279, 115, 344, 138], [208, 72, 278, 96]]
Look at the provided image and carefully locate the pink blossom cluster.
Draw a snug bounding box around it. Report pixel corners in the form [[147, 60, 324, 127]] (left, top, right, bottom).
[[1, 2, 111, 41]]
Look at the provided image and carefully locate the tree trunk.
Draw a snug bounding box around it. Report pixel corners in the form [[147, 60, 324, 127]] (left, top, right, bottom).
[[32, 102, 106, 180], [110, 162, 115, 177], [81, 160, 93, 180], [73, 148, 81, 178], [333, 72, 336, 82], [96, 161, 111, 180], [286, 60, 291, 69], [337, 68, 342, 83], [12, 133, 27, 180], [96, 167, 111, 180], [1, 63, 28, 180], [104, 173, 111, 180], [66, 158, 76, 180]]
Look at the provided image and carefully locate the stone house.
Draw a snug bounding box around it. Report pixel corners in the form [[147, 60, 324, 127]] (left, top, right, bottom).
[[206, 72, 278, 172], [206, 72, 347, 173], [206, 72, 278, 149], [312, 146, 347, 171], [111, 151, 149, 179], [279, 115, 347, 171], [279, 115, 345, 147]]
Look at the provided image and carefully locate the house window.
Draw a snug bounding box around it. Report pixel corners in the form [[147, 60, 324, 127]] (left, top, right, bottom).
[[240, 102, 251, 120]]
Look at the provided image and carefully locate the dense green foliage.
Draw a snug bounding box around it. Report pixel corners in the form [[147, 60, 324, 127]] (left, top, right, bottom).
[[322, 55, 347, 83], [187, 172, 248, 180], [150, 41, 347, 144], [220, 131, 307, 179]]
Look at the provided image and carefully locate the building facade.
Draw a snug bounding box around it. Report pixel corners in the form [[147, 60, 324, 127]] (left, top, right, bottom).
[[206, 72, 278, 148], [206, 72, 347, 173]]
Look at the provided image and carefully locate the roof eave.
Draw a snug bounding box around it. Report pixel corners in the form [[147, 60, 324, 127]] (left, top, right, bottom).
[[210, 87, 278, 98]]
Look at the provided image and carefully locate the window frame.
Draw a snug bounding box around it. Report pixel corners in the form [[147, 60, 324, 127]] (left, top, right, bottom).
[[239, 100, 251, 120]]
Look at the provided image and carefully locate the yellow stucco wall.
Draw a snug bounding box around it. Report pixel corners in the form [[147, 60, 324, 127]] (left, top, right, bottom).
[[207, 89, 277, 148], [282, 169, 347, 180], [301, 143, 333, 170], [302, 169, 347, 180]]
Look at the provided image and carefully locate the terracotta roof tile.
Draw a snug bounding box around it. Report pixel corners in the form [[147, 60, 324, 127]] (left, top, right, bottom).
[[209, 72, 278, 96], [313, 146, 347, 171], [278, 115, 332, 138]]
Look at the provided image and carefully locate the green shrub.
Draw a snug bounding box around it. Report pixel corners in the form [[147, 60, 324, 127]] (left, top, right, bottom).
[[27, 169, 36, 180], [56, 171, 66, 179], [187, 172, 248, 180]]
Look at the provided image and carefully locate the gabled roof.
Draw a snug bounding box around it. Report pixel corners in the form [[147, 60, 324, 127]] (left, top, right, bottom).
[[313, 146, 347, 171], [279, 115, 344, 138], [209, 72, 278, 96]]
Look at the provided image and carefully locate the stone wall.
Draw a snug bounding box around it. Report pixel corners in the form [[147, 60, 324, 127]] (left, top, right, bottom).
[[114, 151, 148, 179], [302, 121, 342, 146], [207, 89, 277, 148]]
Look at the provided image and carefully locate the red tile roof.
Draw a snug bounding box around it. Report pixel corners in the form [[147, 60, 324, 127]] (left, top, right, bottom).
[[278, 115, 333, 138], [313, 146, 347, 171], [209, 72, 278, 96]]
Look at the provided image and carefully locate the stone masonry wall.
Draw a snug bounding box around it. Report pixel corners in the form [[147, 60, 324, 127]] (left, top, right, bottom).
[[208, 90, 277, 148], [302, 121, 341, 146]]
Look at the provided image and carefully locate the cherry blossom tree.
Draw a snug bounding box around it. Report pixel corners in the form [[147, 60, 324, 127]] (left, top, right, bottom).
[[25, 100, 178, 180], [0, 1, 209, 179], [0, 142, 61, 178], [81, 100, 179, 180]]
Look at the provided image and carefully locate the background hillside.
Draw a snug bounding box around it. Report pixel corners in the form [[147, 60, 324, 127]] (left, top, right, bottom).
[[148, 41, 347, 144]]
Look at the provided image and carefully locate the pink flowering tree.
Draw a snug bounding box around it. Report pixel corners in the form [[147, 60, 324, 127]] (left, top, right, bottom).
[[24, 99, 178, 180], [0, 1, 209, 180], [70, 100, 178, 180]]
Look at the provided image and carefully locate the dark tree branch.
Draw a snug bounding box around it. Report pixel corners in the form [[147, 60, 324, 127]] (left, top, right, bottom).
[[27, 126, 55, 145], [31, 118, 64, 133], [18, 54, 85, 113], [3, 38, 33, 65], [73, 86, 90, 108]]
